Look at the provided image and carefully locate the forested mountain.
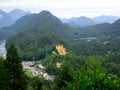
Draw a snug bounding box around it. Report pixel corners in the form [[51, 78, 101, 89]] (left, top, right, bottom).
[[70, 19, 120, 76], [76, 19, 120, 39], [5, 11, 76, 60], [0, 9, 29, 28], [0, 9, 120, 90], [5, 11, 120, 61], [0, 11, 75, 39]]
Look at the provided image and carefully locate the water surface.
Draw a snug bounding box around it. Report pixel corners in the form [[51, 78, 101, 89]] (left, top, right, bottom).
[[0, 40, 6, 59]]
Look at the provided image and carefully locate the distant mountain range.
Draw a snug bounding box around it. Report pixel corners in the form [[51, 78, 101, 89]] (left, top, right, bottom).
[[0, 9, 119, 29], [0, 9, 119, 39], [0, 9, 30, 28], [0, 10, 119, 60], [60, 15, 120, 28], [60, 17, 97, 27], [0, 10, 74, 40], [76, 19, 120, 39], [0, 10, 120, 40], [67, 16, 97, 27], [93, 15, 120, 23]]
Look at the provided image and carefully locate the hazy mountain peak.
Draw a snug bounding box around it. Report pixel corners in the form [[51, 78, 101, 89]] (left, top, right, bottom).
[[78, 16, 94, 21], [113, 19, 120, 25], [37, 10, 62, 24], [0, 9, 29, 28], [93, 15, 120, 23], [70, 16, 92, 20], [10, 9, 24, 13], [0, 10, 6, 16], [67, 16, 97, 27], [39, 10, 52, 16], [79, 16, 89, 19], [9, 9, 28, 16]]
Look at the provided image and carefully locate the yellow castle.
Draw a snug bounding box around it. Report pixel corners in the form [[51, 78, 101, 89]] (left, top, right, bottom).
[[53, 45, 67, 55]]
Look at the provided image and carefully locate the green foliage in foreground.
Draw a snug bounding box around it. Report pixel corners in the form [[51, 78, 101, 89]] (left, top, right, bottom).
[[55, 57, 120, 90], [26, 76, 54, 90], [4, 44, 27, 90], [0, 58, 7, 89], [0, 45, 27, 90], [0, 44, 120, 90], [42, 52, 87, 75]]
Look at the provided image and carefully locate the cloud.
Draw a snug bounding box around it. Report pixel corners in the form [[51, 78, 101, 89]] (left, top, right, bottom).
[[0, 0, 120, 18]]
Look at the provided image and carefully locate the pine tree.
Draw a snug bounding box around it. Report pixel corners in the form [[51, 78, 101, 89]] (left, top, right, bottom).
[[4, 44, 26, 90], [0, 58, 7, 90], [55, 64, 73, 90]]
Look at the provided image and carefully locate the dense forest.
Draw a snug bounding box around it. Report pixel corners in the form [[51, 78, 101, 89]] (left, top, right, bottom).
[[0, 45, 120, 90], [0, 10, 120, 90]]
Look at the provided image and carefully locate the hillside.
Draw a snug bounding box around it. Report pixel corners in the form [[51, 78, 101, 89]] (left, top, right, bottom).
[[71, 19, 120, 57], [5, 12, 120, 60], [4, 11, 120, 72], [1, 10, 120, 90], [5, 11, 76, 60], [6, 34, 66, 61], [75, 19, 120, 40], [0, 11, 75, 39]]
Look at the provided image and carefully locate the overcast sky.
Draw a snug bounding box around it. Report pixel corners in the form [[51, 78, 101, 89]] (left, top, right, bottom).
[[0, 0, 120, 18]]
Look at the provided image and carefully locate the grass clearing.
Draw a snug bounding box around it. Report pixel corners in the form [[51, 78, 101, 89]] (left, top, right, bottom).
[[25, 70, 33, 78]]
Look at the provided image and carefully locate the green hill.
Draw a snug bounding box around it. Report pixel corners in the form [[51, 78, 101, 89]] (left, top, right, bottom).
[[5, 11, 75, 60], [74, 19, 120, 42], [6, 34, 66, 61], [0, 11, 74, 40]]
